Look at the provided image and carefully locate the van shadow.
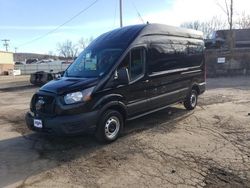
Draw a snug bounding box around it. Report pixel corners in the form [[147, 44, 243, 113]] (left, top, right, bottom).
[[124, 106, 190, 135], [0, 106, 189, 187]]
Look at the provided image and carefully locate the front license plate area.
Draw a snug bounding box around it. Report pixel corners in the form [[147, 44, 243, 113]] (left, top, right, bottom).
[[34, 119, 43, 128]]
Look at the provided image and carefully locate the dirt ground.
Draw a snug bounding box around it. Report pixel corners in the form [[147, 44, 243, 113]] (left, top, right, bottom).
[[0, 75, 31, 89], [0, 76, 249, 188]]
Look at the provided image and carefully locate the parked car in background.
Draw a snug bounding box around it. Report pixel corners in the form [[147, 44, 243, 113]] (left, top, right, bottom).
[[62, 60, 74, 64], [36, 59, 54, 64], [30, 70, 64, 86], [15, 61, 24, 65], [26, 58, 38, 64]]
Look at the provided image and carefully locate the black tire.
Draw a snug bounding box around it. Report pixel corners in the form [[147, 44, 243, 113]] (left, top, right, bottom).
[[184, 89, 198, 110], [95, 110, 124, 143]]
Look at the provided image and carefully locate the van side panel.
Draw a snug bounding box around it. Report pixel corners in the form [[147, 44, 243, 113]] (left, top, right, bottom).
[[145, 35, 205, 110]]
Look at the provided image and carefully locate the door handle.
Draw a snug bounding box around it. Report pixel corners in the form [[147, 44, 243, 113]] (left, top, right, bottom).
[[143, 80, 149, 83]]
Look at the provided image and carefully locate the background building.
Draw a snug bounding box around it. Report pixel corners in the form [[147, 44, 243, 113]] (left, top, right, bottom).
[[0, 51, 14, 75], [205, 28, 250, 76]]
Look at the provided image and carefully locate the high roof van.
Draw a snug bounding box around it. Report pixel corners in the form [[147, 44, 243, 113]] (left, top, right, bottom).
[[26, 24, 206, 143]]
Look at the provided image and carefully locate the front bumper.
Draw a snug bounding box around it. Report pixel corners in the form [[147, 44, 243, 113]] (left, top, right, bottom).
[[25, 111, 98, 135]]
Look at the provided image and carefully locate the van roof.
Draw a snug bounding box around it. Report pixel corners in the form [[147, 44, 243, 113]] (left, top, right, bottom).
[[88, 24, 146, 49], [100, 23, 204, 41], [140, 24, 203, 40], [87, 24, 203, 51]]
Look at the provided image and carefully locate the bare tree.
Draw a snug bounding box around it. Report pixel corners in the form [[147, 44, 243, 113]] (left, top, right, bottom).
[[217, 0, 234, 71], [180, 17, 227, 39], [47, 51, 54, 58], [78, 37, 94, 50], [216, 0, 234, 29], [202, 17, 227, 38], [180, 21, 201, 31], [236, 12, 250, 29], [48, 51, 54, 56], [57, 40, 78, 59]]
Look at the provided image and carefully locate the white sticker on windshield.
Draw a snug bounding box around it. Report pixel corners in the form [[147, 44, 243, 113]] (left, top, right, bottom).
[[85, 56, 97, 70]]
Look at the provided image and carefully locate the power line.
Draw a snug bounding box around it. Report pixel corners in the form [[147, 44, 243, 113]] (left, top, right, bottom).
[[18, 0, 100, 48], [130, 1, 145, 24]]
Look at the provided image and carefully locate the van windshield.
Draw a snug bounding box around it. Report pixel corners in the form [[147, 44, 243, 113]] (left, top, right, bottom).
[[65, 47, 123, 78]]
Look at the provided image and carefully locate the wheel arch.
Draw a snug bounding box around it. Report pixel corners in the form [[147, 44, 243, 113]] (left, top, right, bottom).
[[191, 84, 201, 95], [96, 101, 128, 122]]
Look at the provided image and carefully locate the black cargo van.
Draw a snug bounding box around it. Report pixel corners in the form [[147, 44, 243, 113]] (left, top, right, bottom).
[[26, 24, 205, 143]]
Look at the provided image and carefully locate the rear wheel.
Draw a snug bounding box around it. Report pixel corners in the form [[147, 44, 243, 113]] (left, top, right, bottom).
[[184, 89, 198, 110], [95, 110, 124, 143]]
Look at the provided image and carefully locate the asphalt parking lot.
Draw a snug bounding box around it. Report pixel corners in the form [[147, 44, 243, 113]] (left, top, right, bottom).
[[0, 76, 249, 188]]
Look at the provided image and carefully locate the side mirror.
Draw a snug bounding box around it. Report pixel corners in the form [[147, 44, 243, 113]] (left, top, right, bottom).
[[116, 67, 129, 85]]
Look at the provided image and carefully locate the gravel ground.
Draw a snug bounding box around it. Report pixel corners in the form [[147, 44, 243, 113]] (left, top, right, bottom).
[[0, 77, 249, 188]]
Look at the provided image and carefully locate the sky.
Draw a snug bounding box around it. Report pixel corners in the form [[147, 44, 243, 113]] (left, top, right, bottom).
[[1, 0, 250, 54]]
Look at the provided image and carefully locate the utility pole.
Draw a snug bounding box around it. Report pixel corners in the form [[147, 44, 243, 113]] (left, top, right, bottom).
[[227, 0, 235, 74], [2, 39, 10, 52], [119, 0, 123, 27], [229, 0, 234, 73], [230, 0, 233, 30], [216, 0, 234, 73], [229, 0, 234, 48]]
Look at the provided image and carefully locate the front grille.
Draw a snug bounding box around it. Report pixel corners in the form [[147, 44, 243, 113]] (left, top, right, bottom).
[[32, 93, 56, 116]]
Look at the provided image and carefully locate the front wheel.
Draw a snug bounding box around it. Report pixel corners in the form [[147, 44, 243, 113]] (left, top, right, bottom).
[[95, 110, 124, 143], [184, 89, 198, 110]]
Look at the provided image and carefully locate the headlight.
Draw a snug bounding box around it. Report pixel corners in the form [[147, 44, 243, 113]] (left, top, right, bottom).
[[64, 87, 94, 104]]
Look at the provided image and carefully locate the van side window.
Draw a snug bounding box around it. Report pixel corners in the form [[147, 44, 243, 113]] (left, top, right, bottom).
[[118, 48, 145, 82], [148, 43, 180, 73], [130, 48, 144, 81], [119, 53, 129, 69], [149, 42, 205, 74], [188, 44, 203, 54], [187, 44, 204, 67]]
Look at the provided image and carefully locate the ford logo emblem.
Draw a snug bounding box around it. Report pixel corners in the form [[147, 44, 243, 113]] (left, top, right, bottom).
[[35, 99, 45, 111]]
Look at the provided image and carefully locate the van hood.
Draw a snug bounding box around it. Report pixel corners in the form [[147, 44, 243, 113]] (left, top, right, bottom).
[[40, 77, 98, 95]]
